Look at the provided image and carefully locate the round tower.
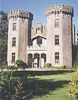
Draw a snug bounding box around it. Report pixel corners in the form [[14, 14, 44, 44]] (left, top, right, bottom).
[[7, 10, 33, 66], [46, 5, 73, 67]]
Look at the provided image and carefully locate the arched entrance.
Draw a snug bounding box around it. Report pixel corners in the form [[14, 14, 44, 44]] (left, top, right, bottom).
[[27, 53, 46, 68], [34, 53, 40, 68], [41, 53, 46, 68]]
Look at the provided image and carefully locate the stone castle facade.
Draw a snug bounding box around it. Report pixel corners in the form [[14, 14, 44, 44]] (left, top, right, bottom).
[[7, 4, 75, 68]]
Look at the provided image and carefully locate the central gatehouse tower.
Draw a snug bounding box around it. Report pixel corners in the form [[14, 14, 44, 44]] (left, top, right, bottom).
[[7, 10, 33, 66]]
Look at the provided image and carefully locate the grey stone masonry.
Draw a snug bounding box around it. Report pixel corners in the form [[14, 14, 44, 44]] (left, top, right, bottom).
[[7, 10, 33, 66], [46, 5, 73, 67], [8, 10, 33, 20]]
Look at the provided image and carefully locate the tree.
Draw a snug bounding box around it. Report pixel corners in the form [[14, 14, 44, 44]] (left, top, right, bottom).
[[0, 11, 8, 66]]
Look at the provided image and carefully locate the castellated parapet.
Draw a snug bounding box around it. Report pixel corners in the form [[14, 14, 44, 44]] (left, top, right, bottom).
[[46, 5, 73, 17], [8, 10, 33, 20]]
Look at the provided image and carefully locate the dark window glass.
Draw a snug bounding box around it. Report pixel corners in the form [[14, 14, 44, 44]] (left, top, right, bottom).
[[37, 37, 42, 45], [55, 52, 59, 63], [55, 35, 59, 45], [12, 37, 16, 46], [12, 53, 15, 62]]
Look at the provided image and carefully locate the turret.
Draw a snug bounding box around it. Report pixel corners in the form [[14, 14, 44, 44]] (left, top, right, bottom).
[[7, 10, 33, 66], [46, 5, 73, 67]]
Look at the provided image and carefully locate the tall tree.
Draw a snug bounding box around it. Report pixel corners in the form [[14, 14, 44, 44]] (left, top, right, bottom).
[[0, 11, 8, 66]]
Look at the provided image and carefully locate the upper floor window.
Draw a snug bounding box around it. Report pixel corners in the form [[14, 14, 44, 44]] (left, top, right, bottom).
[[37, 37, 42, 45], [38, 28, 40, 30], [55, 35, 59, 45], [12, 53, 15, 62], [13, 23, 16, 30], [55, 19, 59, 27], [36, 28, 37, 33], [12, 37, 16, 46], [55, 52, 59, 63]]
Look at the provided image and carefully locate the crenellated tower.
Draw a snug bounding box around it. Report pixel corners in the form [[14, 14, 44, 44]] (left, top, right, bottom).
[[46, 5, 73, 67], [7, 10, 33, 66]]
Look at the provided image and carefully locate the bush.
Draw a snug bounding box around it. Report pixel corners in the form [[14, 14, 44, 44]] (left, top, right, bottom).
[[45, 63, 52, 68], [68, 71, 78, 99], [61, 65, 66, 69], [0, 67, 27, 100], [16, 60, 27, 69]]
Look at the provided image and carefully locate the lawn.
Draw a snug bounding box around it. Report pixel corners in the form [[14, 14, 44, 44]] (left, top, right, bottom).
[[0, 69, 77, 100], [26, 69, 76, 100]]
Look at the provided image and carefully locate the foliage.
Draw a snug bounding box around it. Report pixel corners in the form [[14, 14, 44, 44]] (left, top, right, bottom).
[[61, 65, 66, 69], [0, 11, 8, 66], [68, 71, 78, 99], [16, 60, 27, 69], [45, 63, 52, 68], [0, 67, 27, 100], [0, 68, 76, 100]]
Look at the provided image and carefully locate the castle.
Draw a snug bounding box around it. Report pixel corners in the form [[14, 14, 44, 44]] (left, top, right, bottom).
[[7, 4, 75, 68]]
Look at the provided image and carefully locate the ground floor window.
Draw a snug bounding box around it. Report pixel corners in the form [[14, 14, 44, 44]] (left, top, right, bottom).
[[55, 52, 59, 63], [12, 53, 15, 62]]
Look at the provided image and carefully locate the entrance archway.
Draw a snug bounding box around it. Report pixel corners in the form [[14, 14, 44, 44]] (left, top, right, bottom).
[[34, 53, 40, 68], [41, 53, 46, 68]]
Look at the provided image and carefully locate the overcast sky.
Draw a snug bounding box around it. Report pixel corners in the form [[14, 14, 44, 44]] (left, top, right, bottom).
[[0, 0, 78, 32]]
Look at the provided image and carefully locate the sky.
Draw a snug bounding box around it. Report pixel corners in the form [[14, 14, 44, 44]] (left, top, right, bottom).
[[0, 0, 78, 32]]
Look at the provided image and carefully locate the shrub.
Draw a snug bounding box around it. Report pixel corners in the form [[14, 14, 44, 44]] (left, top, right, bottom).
[[61, 65, 66, 69], [74, 63, 78, 69], [16, 60, 27, 69], [45, 63, 52, 68], [0, 67, 27, 100], [68, 71, 78, 99]]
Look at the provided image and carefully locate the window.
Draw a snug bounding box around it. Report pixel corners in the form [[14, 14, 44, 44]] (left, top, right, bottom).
[[12, 37, 16, 46], [55, 19, 59, 27], [37, 37, 42, 45], [38, 28, 40, 30], [55, 35, 59, 45], [57, 11, 59, 17], [12, 53, 15, 62], [55, 52, 59, 63], [13, 23, 16, 30], [36, 28, 37, 33]]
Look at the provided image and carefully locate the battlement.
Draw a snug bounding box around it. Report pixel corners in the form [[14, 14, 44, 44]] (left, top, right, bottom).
[[46, 4, 73, 17], [8, 10, 33, 20]]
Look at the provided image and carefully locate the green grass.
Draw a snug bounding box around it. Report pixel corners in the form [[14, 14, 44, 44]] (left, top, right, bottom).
[[26, 70, 76, 100], [0, 69, 77, 100]]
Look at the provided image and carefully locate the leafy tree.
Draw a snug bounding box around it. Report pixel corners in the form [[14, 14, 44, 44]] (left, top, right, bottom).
[[68, 71, 78, 100], [0, 11, 8, 66]]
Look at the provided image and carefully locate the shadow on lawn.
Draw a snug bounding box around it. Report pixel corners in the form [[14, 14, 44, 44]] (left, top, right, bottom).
[[20, 78, 69, 100], [13, 70, 75, 77]]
